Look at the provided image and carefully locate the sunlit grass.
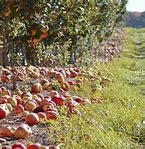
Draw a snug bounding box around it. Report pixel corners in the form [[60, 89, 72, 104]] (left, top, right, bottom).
[[48, 28, 145, 149]]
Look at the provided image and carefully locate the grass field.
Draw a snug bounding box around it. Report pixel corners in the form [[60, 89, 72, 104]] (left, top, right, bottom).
[[47, 28, 145, 149]]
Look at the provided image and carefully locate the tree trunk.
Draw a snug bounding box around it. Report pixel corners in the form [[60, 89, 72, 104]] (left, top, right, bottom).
[[2, 50, 9, 66], [1, 17, 10, 66], [0, 48, 3, 65], [0, 48, 9, 66]]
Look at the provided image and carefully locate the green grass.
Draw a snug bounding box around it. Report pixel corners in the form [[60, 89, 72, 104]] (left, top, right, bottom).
[[48, 28, 145, 149]]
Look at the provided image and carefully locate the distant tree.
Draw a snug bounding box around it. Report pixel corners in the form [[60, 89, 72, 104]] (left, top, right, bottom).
[[125, 11, 145, 28]]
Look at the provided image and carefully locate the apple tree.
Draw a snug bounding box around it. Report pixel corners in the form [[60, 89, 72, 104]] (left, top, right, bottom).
[[0, 0, 127, 67]]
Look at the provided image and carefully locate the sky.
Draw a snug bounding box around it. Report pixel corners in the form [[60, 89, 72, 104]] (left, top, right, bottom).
[[127, 0, 145, 12]]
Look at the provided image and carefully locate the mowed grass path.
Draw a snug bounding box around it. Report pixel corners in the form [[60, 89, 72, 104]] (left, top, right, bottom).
[[48, 28, 145, 149]]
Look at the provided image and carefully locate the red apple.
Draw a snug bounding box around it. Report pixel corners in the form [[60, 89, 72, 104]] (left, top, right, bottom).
[[5, 103, 13, 112], [51, 95, 65, 106], [1, 75, 11, 83], [7, 97, 17, 107], [40, 79, 49, 85], [12, 143, 26, 149], [60, 82, 70, 91], [25, 113, 40, 126], [49, 91, 65, 106], [27, 143, 41, 149], [41, 100, 56, 111], [74, 67, 80, 72], [22, 96, 32, 103], [39, 70, 46, 76], [69, 70, 78, 78], [40, 70, 47, 77], [14, 105, 24, 115], [1, 89, 11, 96], [42, 83, 50, 90], [0, 86, 7, 91], [21, 110, 30, 120], [36, 93, 44, 100], [48, 91, 59, 98], [55, 72, 64, 83], [14, 124, 32, 139], [2, 68, 11, 75], [0, 105, 9, 119], [37, 112, 47, 120], [73, 96, 83, 103], [31, 83, 43, 93], [61, 92, 70, 98], [74, 96, 91, 105], [30, 71, 40, 79], [35, 97, 42, 105], [22, 92, 32, 99], [68, 107, 80, 115], [46, 110, 58, 120], [13, 95, 22, 105], [40, 97, 52, 106], [67, 80, 75, 86], [25, 100, 37, 112], [0, 96, 8, 104], [0, 126, 13, 137], [65, 99, 78, 108]]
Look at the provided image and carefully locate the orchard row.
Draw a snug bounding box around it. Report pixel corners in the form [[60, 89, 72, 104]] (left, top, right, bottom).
[[0, 65, 104, 148], [0, 1, 127, 66]]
